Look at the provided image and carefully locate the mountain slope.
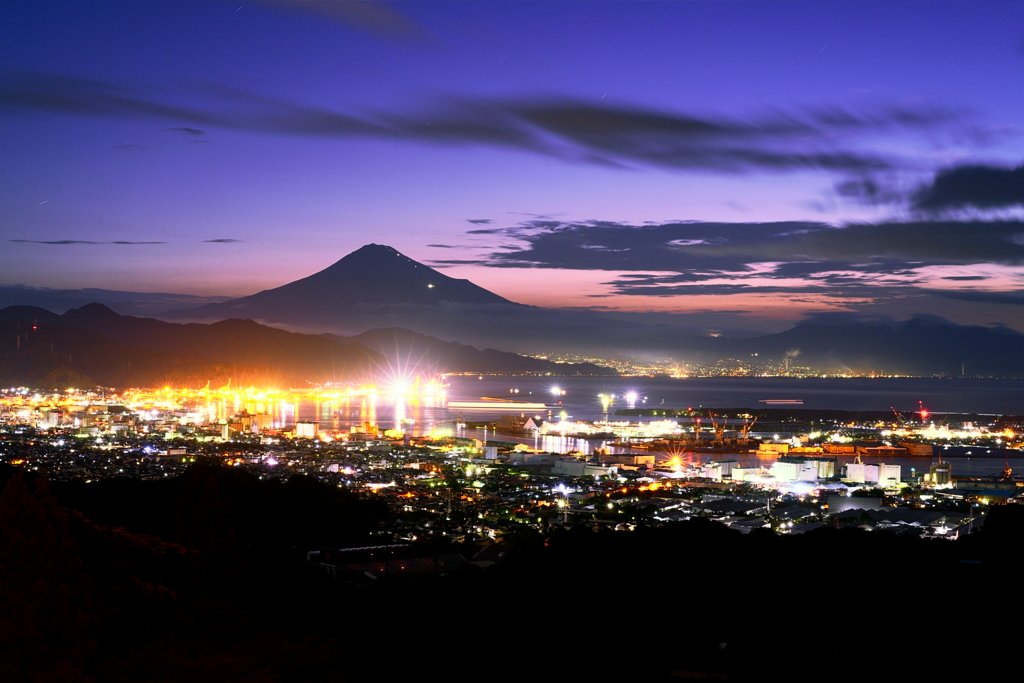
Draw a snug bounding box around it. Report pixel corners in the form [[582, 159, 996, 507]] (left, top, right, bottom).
[[165, 244, 516, 324]]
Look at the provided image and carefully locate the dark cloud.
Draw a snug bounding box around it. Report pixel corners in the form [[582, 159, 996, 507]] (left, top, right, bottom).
[[467, 219, 492, 225], [834, 176, 903, 205], [913, 163, 1024, 211], [471, 218, 1024, 273], [11, 240, 98, 245], [444, 218, 1024, 301], [13, 239, 237, 245], [935, 290, 1024, 306], [467, 228, 501, 234], [426, 244, 458, 248], [597, 270, 921, 299], [0, 70, 231, 126], [166, 126, 206, 136], [10, 239, 166, 245], [0, 69, 961, 176], [427, 259, 482, 267]]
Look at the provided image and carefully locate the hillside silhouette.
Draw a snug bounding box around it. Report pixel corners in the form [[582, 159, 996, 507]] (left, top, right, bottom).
[[0, 304, 384, 388]]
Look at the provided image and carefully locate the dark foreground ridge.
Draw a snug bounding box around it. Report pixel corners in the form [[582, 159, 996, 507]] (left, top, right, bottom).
[[1, 460, 1019, 682]]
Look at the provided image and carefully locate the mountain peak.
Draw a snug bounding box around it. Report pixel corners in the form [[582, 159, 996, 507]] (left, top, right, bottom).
[[351, 243, 399, 255], [163, 242, 518, 324], [343, 243, 402, 260], [320, 244, 425, 275], [64, 303, 122, 320]]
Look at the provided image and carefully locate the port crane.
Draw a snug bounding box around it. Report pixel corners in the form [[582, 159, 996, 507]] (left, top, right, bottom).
[[739, 415, 758, 441], [890, 406, 908, 426], [707, 410, 726, 446]]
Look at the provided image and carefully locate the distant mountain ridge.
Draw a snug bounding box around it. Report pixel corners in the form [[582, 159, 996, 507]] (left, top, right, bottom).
[[715, 316, 1024, 376], [0, 304, 616, 389], [334, 327, 617, 376], [0, 304, 384, 389], [7, 241, 1024, 377]]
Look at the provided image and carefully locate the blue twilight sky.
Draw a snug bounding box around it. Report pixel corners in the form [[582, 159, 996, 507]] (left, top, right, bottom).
[[2, 0, 1024, 332]]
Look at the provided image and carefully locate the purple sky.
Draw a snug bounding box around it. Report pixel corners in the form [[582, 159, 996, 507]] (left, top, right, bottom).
[[3, 0, 1024, 332]]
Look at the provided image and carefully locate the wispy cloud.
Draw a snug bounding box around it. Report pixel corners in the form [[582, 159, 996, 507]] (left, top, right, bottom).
[[166, 126, 206, 137], [0, 69, 966, 176], [10, 239, 167, 245], [259, 0, 433, 44], [113, 142, 166, 152], [11, 238, 242, 245]]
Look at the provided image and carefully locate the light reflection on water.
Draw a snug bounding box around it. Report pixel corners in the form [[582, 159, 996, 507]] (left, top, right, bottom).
[[190, 376, 1024, 479], [198, 395, 449, 433]]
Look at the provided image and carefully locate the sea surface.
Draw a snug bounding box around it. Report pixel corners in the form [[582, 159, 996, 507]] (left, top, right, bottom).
[[443, 376, 1024, 420], [287, 376, 1024, 431], [278, 376, 1024, 476]]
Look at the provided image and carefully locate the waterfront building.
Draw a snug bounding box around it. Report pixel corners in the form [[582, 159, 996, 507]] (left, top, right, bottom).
[[930, 462, 953, 486], [295, 421, 318, 438]]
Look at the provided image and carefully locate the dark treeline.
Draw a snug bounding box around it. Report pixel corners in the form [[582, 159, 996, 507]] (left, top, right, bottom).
[[1, 462, 1020, 682]]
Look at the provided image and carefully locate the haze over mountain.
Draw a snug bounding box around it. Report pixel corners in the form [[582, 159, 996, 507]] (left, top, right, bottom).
[[712, 316, 1024, 377], [156, 243, 1024, 376], [334, 328, 616, 376], [1, 256, 1023, 381], [0, 303, 617, 389], [160, 243, 731, 352]]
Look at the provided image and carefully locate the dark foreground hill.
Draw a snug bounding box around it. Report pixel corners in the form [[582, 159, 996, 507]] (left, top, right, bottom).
[[2, 462, 1019, 682], [334, 327, 617, 375], [0, 304, 384, 388]]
